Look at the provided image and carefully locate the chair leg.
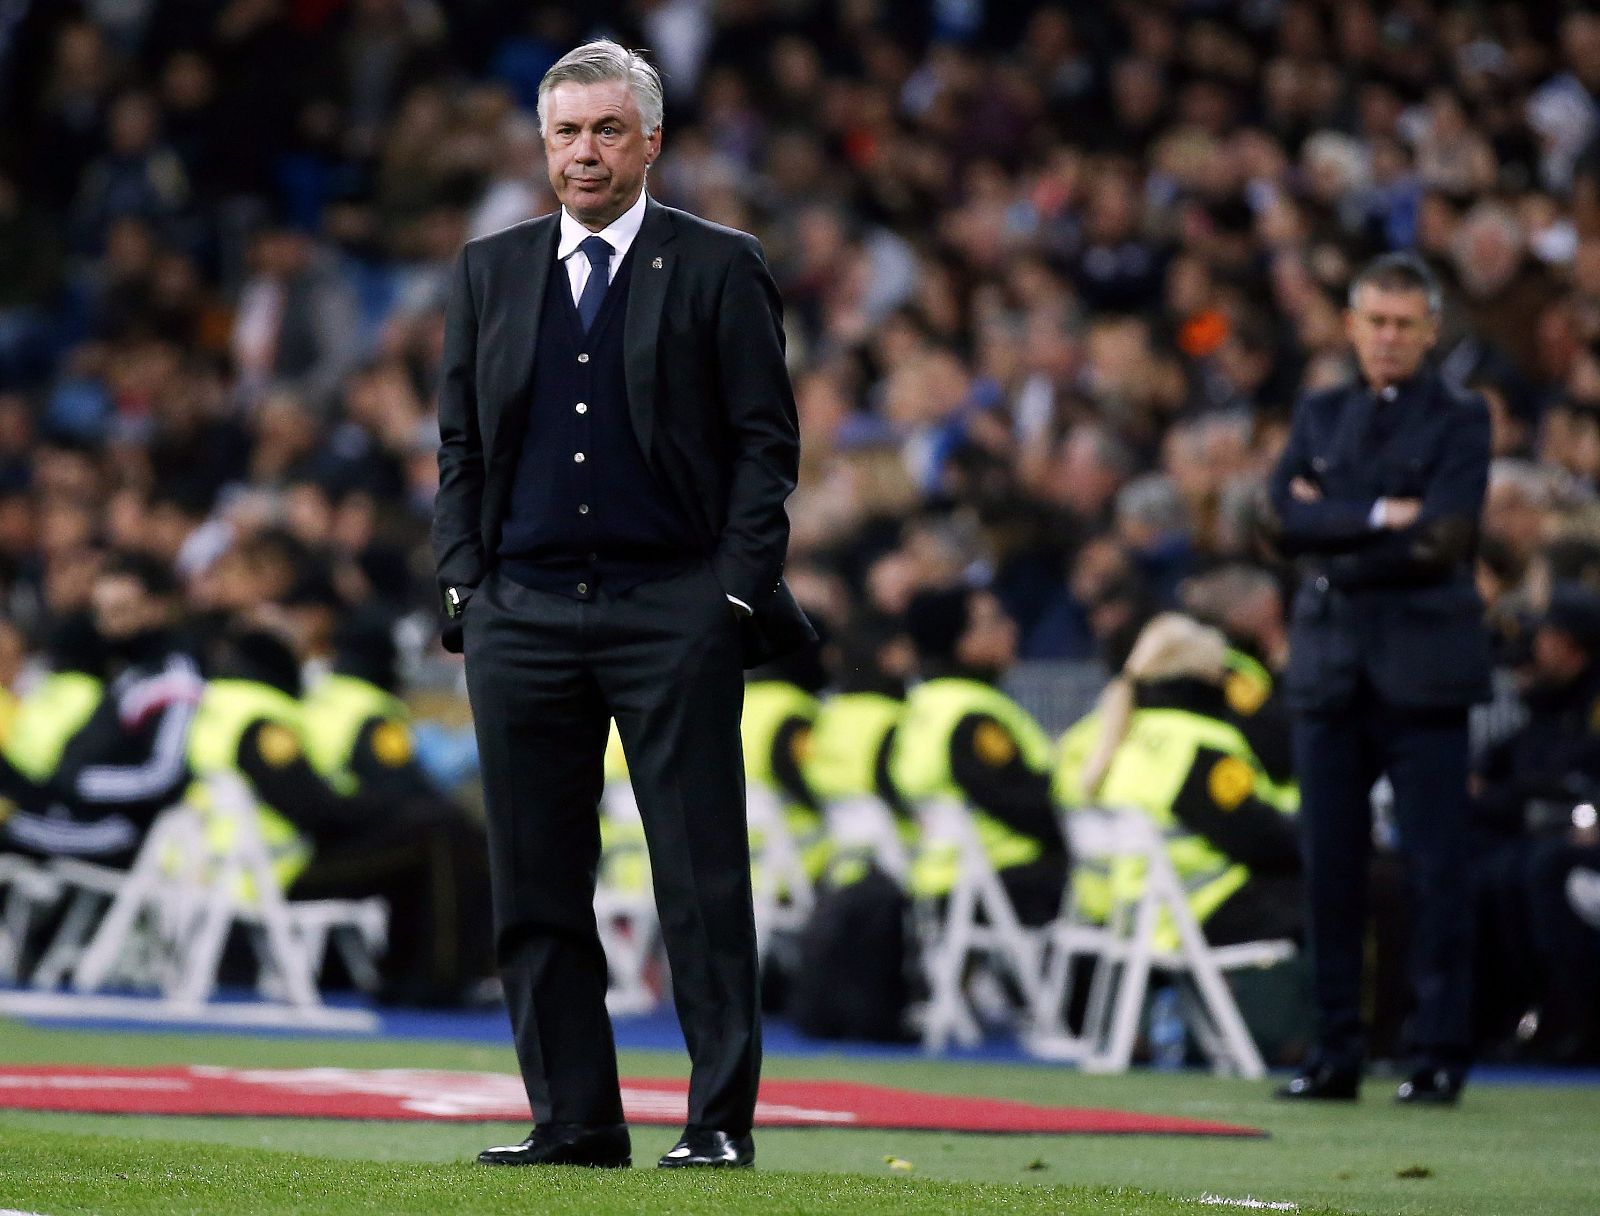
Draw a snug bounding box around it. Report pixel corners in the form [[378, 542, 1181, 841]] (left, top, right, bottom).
[[172, 884, 236, 1006], [1170, 919, 1267, 1078], [921, 880, 982, 1051], [332, 924, 383, 994], [1091, 890, 1158, 1072]]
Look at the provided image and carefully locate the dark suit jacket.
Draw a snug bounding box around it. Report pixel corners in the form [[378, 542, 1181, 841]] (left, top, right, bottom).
[[1266, 370, 1492, 711], [431, 196, 815, 667]]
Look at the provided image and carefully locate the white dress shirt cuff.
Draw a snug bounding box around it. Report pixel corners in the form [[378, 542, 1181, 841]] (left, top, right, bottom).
[[1367, 500, 1386, 529]]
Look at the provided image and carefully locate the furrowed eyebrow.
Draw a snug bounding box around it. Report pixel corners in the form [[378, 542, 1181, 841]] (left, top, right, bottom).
[[552, 113, 631, 133]]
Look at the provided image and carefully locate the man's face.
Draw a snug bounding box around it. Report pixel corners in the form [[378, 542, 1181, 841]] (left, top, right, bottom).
[[543, 79, 660, 230], [1531, 625, 1592, 686], [92, 574, 161, 641], [1345, 284, 1439, 390], [956, 591, 1018, 672]]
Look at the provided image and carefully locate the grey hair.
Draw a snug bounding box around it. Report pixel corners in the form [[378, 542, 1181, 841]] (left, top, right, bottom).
[[1116, 473, 1191, 536], [1347, 251, 1443, 316], [1490, 457, 1568, 508], [1068, 423, 1138, 478], [537, 39, 664, 136], [1181, 561, 1280, 622]]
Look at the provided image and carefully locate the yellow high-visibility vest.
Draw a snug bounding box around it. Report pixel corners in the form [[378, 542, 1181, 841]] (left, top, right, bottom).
[[186, 679, 312, 891], [890, 677, 1054, 898], [1055, 704, 1294, 948], [300, 673, 409, 796], [2, 672, 104, 782]]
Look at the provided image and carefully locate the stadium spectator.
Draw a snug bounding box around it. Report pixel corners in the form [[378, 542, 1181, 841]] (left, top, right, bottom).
[[1056, 612, 1302, 949], [1268, 253, 1490, 1107], [1472, 582, 1600, 1060], [3, 553, 201, 864], [892, 585, 1068, 928]]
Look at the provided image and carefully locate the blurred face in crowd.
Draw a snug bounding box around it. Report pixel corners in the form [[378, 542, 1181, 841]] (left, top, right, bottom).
[[1532, 626, 1592, 687], [543, 79, 659, 230], [0, 618, 23, 690], [92, 573, 168, 642], [1345, 283, 1439, 391], [956, 591, 1018, 674], [1541, 402, 1600, 481], [108, 91, 159, 157], [1484, 476, 1551, 561]]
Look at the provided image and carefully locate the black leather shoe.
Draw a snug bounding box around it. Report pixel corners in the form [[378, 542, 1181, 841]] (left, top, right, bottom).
[[657, 1128, 755, 1168], [1275, 1062, 1361, 1101], [477, 1123, 631, 1167], [1395, 1067, 1464, 1106]]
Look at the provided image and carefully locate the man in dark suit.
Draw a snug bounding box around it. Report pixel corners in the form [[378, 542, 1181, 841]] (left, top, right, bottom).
[[1267, 253, 1492, 1106], [431, 40, 813, 1170]]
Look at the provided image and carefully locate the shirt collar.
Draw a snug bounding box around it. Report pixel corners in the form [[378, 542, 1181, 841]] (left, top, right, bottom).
[[1368, 364, 1435, 404], [557, 190, 648, 265]]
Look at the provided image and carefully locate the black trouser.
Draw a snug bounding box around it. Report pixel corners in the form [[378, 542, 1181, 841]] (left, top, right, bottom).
[[1470, 833, 1542, 1047], [1292, 685, 1473, 1072], [291, 808, 494, 1007], [1205, 873, 1305, 948], [463, 564, 758, 1133], [1000, 853, 1070, 928], [1523, 837, 1600, 1059]]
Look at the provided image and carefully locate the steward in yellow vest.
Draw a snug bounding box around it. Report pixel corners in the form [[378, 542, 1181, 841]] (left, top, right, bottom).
[[1178, 564, 1296, 797], [199, 628, 493, 1007], [788, 622, 917, 1043], [0, 613, 108, 854], [301, 620, 438, 805], [1221, 645, 1292, 781], [743, 642, 832, 882], [1058, 613, 1302, 950], [891, 587, 1068, 926], [803, 618, 913, 829], [5, 558, 203, 864], [805, 674, 911, 893], [804, 690, 904, 810], [188, 630, 371, 891]]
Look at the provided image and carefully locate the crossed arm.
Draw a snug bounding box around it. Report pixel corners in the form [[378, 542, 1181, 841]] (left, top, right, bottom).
[[1266, 396, 1489, 586]]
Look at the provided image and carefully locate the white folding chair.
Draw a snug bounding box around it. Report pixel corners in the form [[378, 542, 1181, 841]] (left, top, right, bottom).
[[0, 854, 62, 983], [282, 897, 388, 996], [746, 784, 816, 966], [30, 806, 209, 993], [912, 797, 1054, 1052], [823, 794, 911, 886], [1025, 808, 1293, 1079], [33, 774, 388, 1018]]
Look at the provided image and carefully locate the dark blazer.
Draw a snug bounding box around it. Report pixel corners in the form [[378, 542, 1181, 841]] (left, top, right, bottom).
[[432, 196, 815, 667], [1266, 370, 1493, 711]]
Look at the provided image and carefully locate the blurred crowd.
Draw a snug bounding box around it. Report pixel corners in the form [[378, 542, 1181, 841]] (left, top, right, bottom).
[[4, 1, 1600, 1049]]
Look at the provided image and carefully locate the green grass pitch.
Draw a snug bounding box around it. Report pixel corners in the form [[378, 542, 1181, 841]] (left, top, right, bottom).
[[0, 1021, 1592, 1215]]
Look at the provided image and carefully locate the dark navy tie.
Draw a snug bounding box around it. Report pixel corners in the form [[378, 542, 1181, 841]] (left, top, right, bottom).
[[576, 235, 612, 333]]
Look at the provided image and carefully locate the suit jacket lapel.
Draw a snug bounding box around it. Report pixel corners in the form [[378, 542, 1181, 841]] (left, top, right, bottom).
[[485, 216, 559, 462], [623, 198, 676, 461]]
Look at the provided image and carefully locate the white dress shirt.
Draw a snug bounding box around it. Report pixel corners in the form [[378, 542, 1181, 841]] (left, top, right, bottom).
[[557, 189, 648, 303], [1367, 383, 1402, 530], [555, 190, 751, 617]]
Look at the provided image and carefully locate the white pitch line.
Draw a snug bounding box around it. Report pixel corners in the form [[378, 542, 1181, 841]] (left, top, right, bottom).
[[1196, 1196, 1299, 1211]]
